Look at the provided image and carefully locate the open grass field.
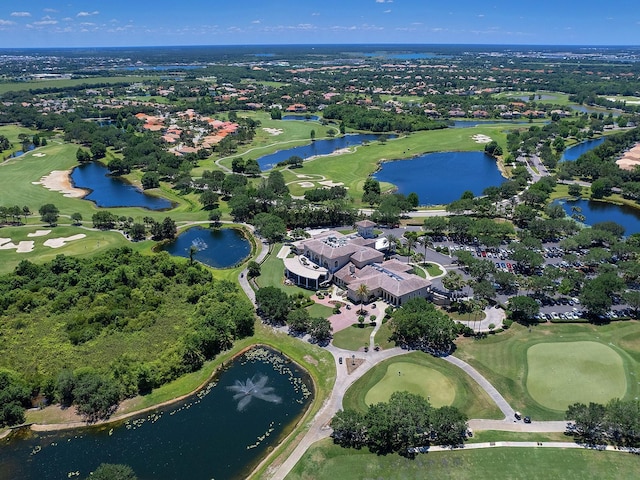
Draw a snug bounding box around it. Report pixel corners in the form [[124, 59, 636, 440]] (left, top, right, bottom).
[[0, 76, 155, 95], [332, 324, 375, 351], [526, 341, 627, 411], [286, 438, 640, 480], [454, 322, 640, 420], [364, 361, 456, 408], [342, 351, 502, 420], [306, 302, 334, 319]]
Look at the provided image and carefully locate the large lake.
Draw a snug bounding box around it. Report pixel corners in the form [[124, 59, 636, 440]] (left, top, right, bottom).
[[374, 151, 505, 205], [561, 138, 605, 161], [257, 133, 391, 170], [554, 198, 640, 234], [71, 162, 172, 210], [162, 226, 251, 268], [0, 347, 313, 480]]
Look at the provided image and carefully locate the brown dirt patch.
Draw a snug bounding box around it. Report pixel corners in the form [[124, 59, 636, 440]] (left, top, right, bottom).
[[303, 354, 318, 366], [346, 357, 365, 375]]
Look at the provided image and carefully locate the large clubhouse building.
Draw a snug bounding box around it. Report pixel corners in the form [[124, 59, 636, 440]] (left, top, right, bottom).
[[284, 221, 431, 307]]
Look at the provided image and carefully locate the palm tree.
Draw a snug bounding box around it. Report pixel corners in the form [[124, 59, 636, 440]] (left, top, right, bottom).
[[418, 234, 432, 266], [189, 245, 198, 265], [404, 234, 417, 260], [355, 283, 369, 315], [385, 233, 397, 256]]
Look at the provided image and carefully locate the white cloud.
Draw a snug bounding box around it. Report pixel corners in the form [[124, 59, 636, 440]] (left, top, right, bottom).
[[375, 0, 393, 3], [251, 20, 261, 24], [11, 12, 31, 17], [33, 19, 58, 26], [43, 8, 58, 13], [384, 9, 392, 13], [0, 19, 16, 26], [77, 11, 99, 17]]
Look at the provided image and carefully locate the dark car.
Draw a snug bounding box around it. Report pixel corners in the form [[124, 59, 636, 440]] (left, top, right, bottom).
[[524, 416, 531, 423]]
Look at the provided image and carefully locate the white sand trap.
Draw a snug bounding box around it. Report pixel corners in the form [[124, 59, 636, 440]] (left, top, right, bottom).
[[0, 241, 34, 253], [43, 234, 87, 249], [318, 180, 345, 187], [296, 174, 312, 178], [298, 182, 315, 188], [28, 230, 51, 238], [34, 170, 87, 198], [263, 127, 283, 135], [472, 134, 493, 144], [0, 238, 11, 246], [32, 153, 47, 157]]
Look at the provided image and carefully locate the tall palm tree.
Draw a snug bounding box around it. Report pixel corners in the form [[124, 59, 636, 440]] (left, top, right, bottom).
[[385, 233, 397, 256], [404, 235, 417, 261], [355, 283, 370, 315], [418, 234, 432, 265]]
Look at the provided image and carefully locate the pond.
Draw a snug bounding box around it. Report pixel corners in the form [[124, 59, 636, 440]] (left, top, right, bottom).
[[257, 133, 392, 170], [373, 151, 505, 206], [560, 138, 605, 161], [71, 162, 172, 210], [553, 198, 640, 234], [282, 115, 320, 121], [451, 120, 547, 128], [569, 104, 621, 117], [0, 346, 314, 480], [162, 226, 251, 268]]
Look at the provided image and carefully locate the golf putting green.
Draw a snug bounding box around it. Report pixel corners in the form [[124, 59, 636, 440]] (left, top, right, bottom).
[[526, 341, 627, 411], [364, 361, 456, 407]]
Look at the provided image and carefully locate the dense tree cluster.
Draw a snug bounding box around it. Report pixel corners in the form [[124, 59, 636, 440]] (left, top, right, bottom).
[[323, 104, 449, 133], [566, 399, 640, 448], [331, 391, 468, 456], [0, 247, 255, 424], [389, 298, 458, 355]]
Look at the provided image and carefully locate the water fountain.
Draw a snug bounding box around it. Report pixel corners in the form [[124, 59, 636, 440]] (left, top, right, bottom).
[[227, 375, 282, 411]]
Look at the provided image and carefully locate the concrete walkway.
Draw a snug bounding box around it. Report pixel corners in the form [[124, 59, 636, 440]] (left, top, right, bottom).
[[455, 306, 506, 333]]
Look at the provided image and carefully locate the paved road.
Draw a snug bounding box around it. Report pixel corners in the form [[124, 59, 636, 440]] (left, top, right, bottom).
[[442, 355, 515, 420]]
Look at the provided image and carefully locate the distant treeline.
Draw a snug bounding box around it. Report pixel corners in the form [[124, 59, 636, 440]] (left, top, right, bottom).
[[322, 104, 449, 133]]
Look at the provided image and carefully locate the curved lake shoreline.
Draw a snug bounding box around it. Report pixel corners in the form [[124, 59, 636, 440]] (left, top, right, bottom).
[[374, 150, 506, 206], [3, 343, 317, 480]]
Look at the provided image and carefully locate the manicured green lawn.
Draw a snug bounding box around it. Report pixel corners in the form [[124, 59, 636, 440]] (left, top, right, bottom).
[[526, 341, 627, 411], [332, 323, 375, 351], [286, 438, 640, 480], [421, 262, 445, 277], [307, 302, 334, 319], [454, 322, 640, 420], [342, 351, 502, 420], [374, 320, 396, 350], [254, 243, 309, 297], [364, 361, 456, 408]]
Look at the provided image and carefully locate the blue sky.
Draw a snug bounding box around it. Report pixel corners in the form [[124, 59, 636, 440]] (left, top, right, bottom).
[[0, 1, 638, 48]]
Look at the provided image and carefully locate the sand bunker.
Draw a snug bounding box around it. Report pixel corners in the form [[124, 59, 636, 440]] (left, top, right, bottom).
[[318, 180, 345, 187], [27, 230, 51, 238], [263, 128, 283, 136], [43, 234, 87, 248], [0, 240, 34, 253], [616, 143, 640, 171], [34, 170, 87, 198], [472, 134, 493, 144], [32, 153, 47, 157], [296, 174, 312, 178], [298, 182, 315, 188]]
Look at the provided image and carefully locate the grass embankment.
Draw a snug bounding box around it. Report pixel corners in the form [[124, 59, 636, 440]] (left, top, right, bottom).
[[286, 438, 639, 480], [342, 351, 502, 420], [454, 322, 640, 420]]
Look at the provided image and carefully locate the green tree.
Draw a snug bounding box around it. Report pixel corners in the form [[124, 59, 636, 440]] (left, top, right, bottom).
[[39, 203, 59, 226], [507, 296, 540, 322], [308, 317, 333, 344], [355, 283, 370, 314], [199, 190, 219, 210], [255, 286, 291, 325], [330, 409, 367, 449], [72, 369, 122, 422], [141, 172, 160, 189], [568, 183, 583, 197], [87, 463, 137, 480], [247, 261, 261, 278], [0, 369, 31, 427], [71, 212, 83, 225]]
